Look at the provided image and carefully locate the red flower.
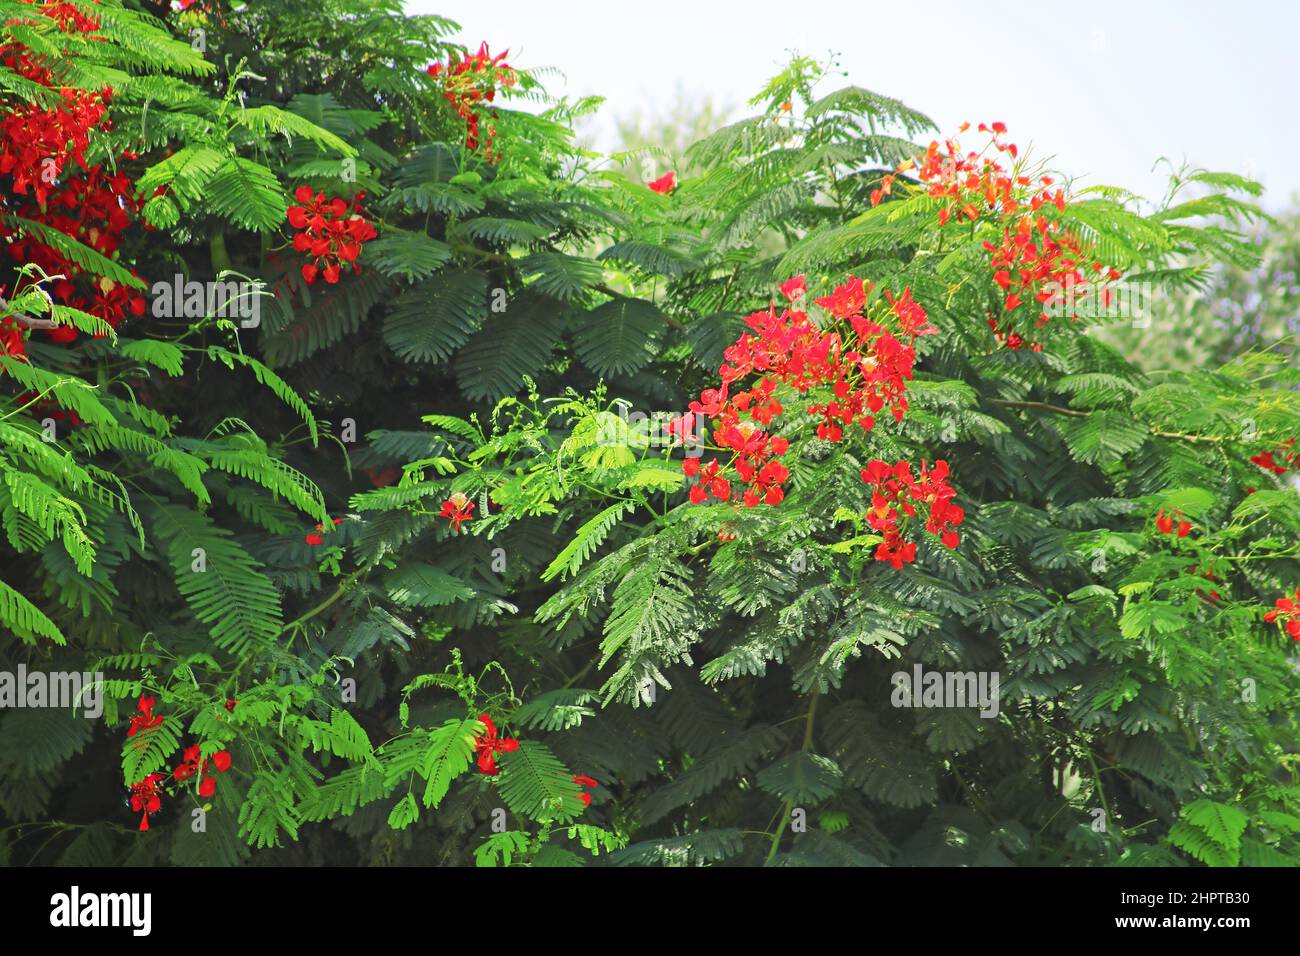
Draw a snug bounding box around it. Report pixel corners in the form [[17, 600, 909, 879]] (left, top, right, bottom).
[[680, 273, 955, 538], [861, 458, 963, 566], [911, 123, 1121, 346], [127, 694, 164, 737], [439, 492, 475, 532], [1264, 590, 1300, 640], [306, 515, 346, 545], [815, 276, 869, 318], [472, 714, 519, 775], [572, 774, 598, 807], [1250, 440, 1296, 477], [1154, 509, 1193, 539], [779, 275, 806, 302], [869, 173, 895, 207], [426, 42, 516, 157], [173, 745, 232, 798], [287, 189, 378, 286], [647, 170, 676, 194], [129, 773, 166, 831]]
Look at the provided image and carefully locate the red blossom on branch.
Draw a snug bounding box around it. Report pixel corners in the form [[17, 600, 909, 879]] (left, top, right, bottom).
[[861, 458, 964, 567], [126, 694, 164, 737], [572, 774, 598, 806], [1263, 590, 1300, 640], [472, 714, 518, 775], [647, 170, 676, 194], [1250, 439, 1296, 476], [676, 273, 965, 566], [287, 186, 378, 285], [439, 492, 475, 533], [305, 516, 346, 546], [173, 744, 232, 798], [902, 123, 1122, 348], [129, 773, 166, 831], [426, 42, 516, 158], [0, 7, 150, 346]]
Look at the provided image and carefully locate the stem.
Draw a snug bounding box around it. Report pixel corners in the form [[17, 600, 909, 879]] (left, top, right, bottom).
[[992, 400, 1238, 444], [210, 231, 233, 275], [990, 399, 1088, 418], [281, 568, 363, 640], [765, 687, 819, 865], [1085, 748, 1112, 826]]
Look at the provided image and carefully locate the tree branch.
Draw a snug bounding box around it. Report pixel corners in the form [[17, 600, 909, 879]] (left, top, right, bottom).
[[4, 312, 57, 329], [991, 399, 1236, 444]]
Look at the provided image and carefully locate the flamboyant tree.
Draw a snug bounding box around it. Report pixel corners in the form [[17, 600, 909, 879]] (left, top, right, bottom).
[[1, 3, 1297, 868]]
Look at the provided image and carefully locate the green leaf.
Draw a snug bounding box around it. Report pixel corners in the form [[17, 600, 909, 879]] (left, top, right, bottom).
[[387, 793, 419, 830], [367, 230, 453, 282], [384, 562, 476, 607], [205, 157, 288, 232], [383, 268, 486, 363], [420, 718, 481, 809], [757, 752, 843, 804], [496, 740, 586, 823], [574, 298, 665, 377]]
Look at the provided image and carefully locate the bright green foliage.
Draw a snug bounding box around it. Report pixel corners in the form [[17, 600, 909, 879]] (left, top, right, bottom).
[[1, 3, 1297, 869]]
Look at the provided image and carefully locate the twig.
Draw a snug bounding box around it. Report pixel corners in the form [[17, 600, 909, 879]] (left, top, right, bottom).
[[4, 312, 57, 329], [990, 399, 1088, 418]]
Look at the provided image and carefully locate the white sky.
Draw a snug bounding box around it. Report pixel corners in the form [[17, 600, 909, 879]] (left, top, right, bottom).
[[407, 0, 1297, 211]]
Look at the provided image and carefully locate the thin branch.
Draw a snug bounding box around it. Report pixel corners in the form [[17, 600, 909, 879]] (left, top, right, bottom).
[[990, 399, 1088, 418], [5, 312, 57, 329], [992, 399, 1235, 444]]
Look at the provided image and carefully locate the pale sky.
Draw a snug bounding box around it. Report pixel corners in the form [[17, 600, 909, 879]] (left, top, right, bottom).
[[407, 0, 1297, 211]]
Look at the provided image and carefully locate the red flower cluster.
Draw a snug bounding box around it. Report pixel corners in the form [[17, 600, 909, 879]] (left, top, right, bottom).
[[861, 459, 964, 567], [685, 423, 789, 506], [439, 492, 475, 533], [0, 3, 149, 343], [426, 42, 517, 157], [900, 123, 1121, 346], [472, 714, 518, 775], [678, 274, 964, 567], [173, 744, 232, 798], [287, 187, 378, 285], [40, 1, 103, 32], [5, 163, 150, 341], [305, 515, 346, 546], [123, 694, 235, 831], [0, 30, 109, 205], [1251, 440, 1297, 476], [1155, 509, 1191, 538], [681, 275, 937, 513], [471, 713, 598, 811], [1264, 590, 1300, 640]]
